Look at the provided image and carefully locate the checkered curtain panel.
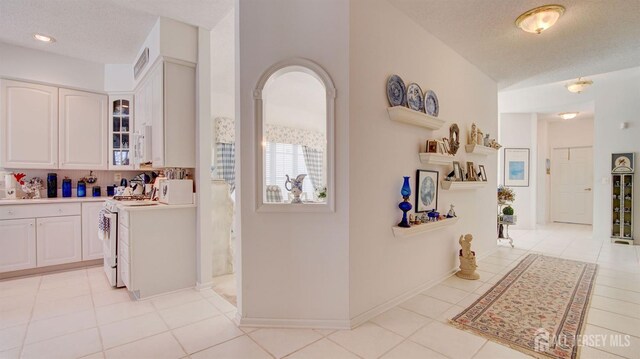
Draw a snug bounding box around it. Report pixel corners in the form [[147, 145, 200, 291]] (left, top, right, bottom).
[[215, 143, 236, 192], [265, 185, 283, 203], [302, 146, 323, 190]]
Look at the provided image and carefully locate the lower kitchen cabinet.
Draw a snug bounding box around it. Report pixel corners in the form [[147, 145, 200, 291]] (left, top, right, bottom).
[[81, 202, 104, 260], [36, 216, 82, 267], [0, 218, 36, 272]]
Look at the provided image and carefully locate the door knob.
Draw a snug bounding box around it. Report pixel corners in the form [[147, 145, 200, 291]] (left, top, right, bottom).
[[584, 188, 592, 191]]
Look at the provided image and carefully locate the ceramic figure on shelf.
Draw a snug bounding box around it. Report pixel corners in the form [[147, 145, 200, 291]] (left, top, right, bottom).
[[447, 204, 457, 218], [470, 123, 477, 145], [420, 212, 428, 223], [398, 176, 413, 228], [285, 174, 307, 204], [456, 234, 480, 280], [476, 129, 484, 145], [484, 134, 490, 147], [5, 173, 16, 200]]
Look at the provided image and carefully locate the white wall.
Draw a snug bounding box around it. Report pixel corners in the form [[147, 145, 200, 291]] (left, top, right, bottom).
[[592, 67, 640, 242], [104, 64, 134, 92], [499, 113, 537, 229], [537, 119, 549, 224], [0, 42, 104, 92], [238, 0, 350, 326], [348, 0, 498, 320], [210, 9, 235, 120], [499, 66, 639, 241]]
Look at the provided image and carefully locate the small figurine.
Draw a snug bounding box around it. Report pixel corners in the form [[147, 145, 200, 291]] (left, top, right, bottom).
[[456, 234, 479, 280], [285, 174, 307, 204], [483, 134, 490, 147], [469, 123, 477, 145], [420, 212, 429, 223], [447, 204, 457, 218]]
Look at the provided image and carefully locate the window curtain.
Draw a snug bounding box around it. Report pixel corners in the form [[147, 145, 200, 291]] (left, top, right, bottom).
[[216, 143, 236, 192], [302, 146, 323, 190]]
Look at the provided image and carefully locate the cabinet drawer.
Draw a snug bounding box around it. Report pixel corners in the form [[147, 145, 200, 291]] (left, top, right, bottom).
[[0, 203, 81, 220], [118, 224, 129, 245]]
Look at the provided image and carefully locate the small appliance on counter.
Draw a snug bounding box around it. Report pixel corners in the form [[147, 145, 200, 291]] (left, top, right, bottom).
[[159, 179, 193, 205]]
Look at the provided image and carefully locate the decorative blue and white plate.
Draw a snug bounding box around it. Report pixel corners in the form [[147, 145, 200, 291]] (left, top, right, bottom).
[[424, 90, 439, 117], [406, 83, 424, 112], [386, 75, 407, 107]]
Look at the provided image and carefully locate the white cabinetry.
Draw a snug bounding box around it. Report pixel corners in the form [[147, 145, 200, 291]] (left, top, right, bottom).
[[0, 80, 58, 169], [59, 89, 108, 170], [108, 94, 134, 169], [135, 59, 195, 169], [0, 218, 36, 272], [0, 202, 100, 274], [36, 216, 82, 267], [81, 202, 104, 260]]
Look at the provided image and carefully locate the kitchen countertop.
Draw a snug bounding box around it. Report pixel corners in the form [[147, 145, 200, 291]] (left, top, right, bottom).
[[0, 197, 107, 205], [117, 202, 196, 211]]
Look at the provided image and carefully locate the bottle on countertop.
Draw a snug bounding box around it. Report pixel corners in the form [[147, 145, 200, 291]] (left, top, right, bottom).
[[47, 173, 58, 198]]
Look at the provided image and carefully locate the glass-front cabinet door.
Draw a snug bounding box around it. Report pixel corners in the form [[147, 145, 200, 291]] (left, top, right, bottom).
[[108, 94, 134, 169]]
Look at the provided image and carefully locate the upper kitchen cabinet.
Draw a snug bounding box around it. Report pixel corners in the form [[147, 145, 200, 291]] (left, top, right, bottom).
[[59, 89, 108, 170], [136, 59, 195, 168], [109, 94, 134, 169], [0, 80, 59, 169]]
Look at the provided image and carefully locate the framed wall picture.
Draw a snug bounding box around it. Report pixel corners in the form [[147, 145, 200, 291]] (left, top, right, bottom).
[[504, 148, 530, 187], [466, 161, 477, 181], [478, 165, 487, 181], [452, 161, 463, 181], [426, 140, 438, 153], [416, 170, 439, 212]]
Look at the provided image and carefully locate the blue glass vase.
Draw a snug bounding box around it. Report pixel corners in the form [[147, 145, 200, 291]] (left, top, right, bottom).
[[62, 179, 72, 197], [398, 176, 413, 228], [77, 181, 86, 197]]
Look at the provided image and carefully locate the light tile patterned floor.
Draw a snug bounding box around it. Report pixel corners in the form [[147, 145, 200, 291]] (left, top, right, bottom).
[[0, 223, 638, 358]]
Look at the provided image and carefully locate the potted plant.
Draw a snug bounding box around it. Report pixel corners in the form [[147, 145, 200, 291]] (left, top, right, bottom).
[[497, 185, 515, 204], [502, 205, 515, 223]]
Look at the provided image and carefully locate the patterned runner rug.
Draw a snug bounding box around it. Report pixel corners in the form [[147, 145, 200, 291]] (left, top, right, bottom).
[[451, 254, 597, 359]]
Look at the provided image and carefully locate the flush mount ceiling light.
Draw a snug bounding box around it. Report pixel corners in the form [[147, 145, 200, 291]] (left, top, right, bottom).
[[566, 77, 594, 93], [515, 5, 565, 34], [559, 112, 579, 120], [33, 33, 55, 43]]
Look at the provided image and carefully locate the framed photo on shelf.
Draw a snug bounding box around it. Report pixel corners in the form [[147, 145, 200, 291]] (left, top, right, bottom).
[[416, 170, 439, 212], [452, 161, 463, 181], [426, 140, 438, 153], [442, 138, 450, 154], [466, 161, 477, 181], [504, 148, 530, 187], [478, 165, 487, 181]]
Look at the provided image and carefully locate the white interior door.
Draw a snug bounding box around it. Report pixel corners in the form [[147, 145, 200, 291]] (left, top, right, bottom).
[[551, 147, 593, 224]]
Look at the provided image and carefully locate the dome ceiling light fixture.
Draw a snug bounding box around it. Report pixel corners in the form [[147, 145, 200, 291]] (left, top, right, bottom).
[[515, 4, 565, 34], [566, 77, 594, 94], [559, 112, 579, 120]]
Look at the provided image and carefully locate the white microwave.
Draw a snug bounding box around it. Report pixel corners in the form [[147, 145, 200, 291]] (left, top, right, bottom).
[[159, 179, 193, 205]]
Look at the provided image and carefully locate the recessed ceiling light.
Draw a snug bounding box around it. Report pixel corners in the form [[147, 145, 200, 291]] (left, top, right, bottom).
[[566, 77, 594, 93], [33, 33, 55, 43], [559, 112, 579, 120], [515, 5, 565, 34]]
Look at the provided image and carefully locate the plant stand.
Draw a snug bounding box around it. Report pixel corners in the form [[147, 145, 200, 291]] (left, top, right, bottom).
[[497, 202, 515, 248]]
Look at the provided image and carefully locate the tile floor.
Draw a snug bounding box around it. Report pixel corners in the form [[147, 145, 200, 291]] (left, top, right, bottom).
[[1, 223, 639, 358]]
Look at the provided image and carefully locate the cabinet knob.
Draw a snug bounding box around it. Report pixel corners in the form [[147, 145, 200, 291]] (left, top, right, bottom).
[[58, 208, 63, 212], [7, 210, 13, 215]]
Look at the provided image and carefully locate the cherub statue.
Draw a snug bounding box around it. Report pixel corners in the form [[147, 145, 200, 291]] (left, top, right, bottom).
[[456, 234, 480, 280]]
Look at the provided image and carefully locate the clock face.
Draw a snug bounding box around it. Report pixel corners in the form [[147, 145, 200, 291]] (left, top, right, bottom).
[[612, 153, 634, 173]]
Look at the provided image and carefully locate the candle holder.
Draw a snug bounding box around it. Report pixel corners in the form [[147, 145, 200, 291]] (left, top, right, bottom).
[[398, 176, 413, 228]]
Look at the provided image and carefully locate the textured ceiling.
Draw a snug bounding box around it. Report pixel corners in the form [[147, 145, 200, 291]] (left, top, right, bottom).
[[388, 0, 640, 90], [0, 0, 233, 64]]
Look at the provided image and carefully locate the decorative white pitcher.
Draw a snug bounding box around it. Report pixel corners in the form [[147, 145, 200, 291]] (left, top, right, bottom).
[[284, 174, 307, 204]]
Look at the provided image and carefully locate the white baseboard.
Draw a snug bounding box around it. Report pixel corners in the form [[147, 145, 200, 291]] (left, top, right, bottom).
[[195, 281, 214, 290], [348, 266, 458, 328], [237, 315, 351, 330]]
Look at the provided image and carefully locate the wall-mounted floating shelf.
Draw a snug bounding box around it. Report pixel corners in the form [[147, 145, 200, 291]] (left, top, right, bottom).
[[440, 181, 486, 190], [418, 153, 454, 166], [387, 106, 445, 130], [465, 144, 497, 156], [392, 217, 459, 237]]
